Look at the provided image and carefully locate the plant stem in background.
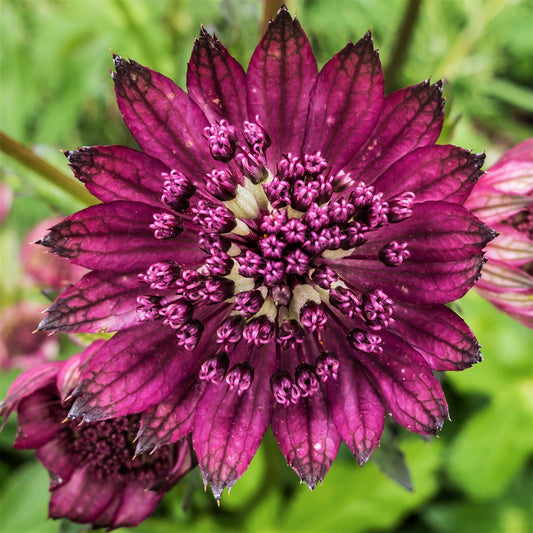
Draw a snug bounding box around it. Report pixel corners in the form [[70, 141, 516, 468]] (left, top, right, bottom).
[[0, 131, 96, 206], [262, 0, 285, 32], [384, 0, 423, 93]]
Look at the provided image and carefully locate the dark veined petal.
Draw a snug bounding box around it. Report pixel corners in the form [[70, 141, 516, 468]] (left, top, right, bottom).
[[323, 354, 385, 466], [69, 322, 191, 421], [66, 145, 169, 207], [13, 387, 63, 449], [37, 201, 204, 272], [0, 361, 63, 421], [303, 33, 384, 172], [355, 331, 449, 435], [36, 435, 78, 483], [247, 6, 318, 166], [49, 466, 142, 528], [375, 145, 485, 204], [391, 303, 482, 371], [112, 56, 212, 179], [136, 376, 205, 455], [271, 384, 341, 489], [187, 28, 248, 126], [345, 80, 444, 183], [329, 202, 496, 304], [193, 343, 276, 500], [38, 271, 157, 334]]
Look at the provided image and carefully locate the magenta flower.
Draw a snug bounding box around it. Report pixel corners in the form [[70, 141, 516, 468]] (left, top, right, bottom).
[[22, 217, 87, 290], [466, 139, 533, 328], [0, 302, 59, 370], [35, 7, 494, 498], [0, 344, 194, 529]]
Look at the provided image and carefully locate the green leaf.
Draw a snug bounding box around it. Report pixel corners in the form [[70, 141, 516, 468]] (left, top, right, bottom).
[[446, 389, 533, 500], [280, 437, 442, 533], [0, 461, 57, 533]]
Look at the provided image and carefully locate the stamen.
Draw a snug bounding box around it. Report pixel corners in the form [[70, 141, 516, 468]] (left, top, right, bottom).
[[388, 192, 415, 223], [192, 200, 236, 233], [281, 217, 307, 244], [259, 234, 286, 259], [329, 287, 362, 318], [175, 270, 205, 301], [341, 221, 367, 249], [159, 301, 193, 328], [304, 151, 328, 176], [200, 278, 235, 303], [216, 315, 245, 347], [311, 265, 339, 289], [276, 319, 304, 348], [327, 198, 355, 225], [199, 352, 229, 383], [304, 204, 330, 231], [205, 169, 237, 201], [295, 364, 320, 397], [236, 250, 265, 278], [136, 295, 162, 322], [198, 232, 231, 253], [263, 176, 290, 207], [243, 121, 271, 153], [277, 153, 305, 183], [235, 151, 268, 183], [150, 212, 183, 239], [161, 170, 196, 212], [285, 249, 310, 276], [291, 180, 319, 211], [176, 320, 204, 351], [261, 259, 286, 286], [347, 329, 383, 354], [234, 290, 264, 317], [225, 362, 254, 395], [332, 169, 354, 192], [140, 260, 180, 289], [203, 249, 233, 276], [315, 351, 339, 381], [271, 370, 300, 406], [260, 209, 288, 234], [379, 241, 410, 267], [242, 315, 275, 345], [205, 119, 237, 162], [362, 289, 394, 330], [300, 302, 327, 333]]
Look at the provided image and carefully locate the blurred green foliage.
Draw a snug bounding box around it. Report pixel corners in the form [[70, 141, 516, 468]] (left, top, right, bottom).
[[0, 0, 532, 532]]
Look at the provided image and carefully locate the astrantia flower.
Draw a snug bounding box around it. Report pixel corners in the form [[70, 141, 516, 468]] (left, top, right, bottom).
[[35, 7, 494, 498], [0, 344, 194, 529], [0, 302, 58, 370], [466, 139, 533, 328], [22, 217, 87, 290]]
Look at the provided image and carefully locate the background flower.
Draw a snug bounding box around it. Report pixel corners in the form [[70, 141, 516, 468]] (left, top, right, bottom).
[[0, 1, 532, 533], [466, 139, 533, 328]]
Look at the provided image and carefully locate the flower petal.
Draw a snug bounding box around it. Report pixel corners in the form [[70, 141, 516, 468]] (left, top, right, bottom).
[[355, 332, 449, 434], [37, 201, 204, 272], [69, 322, 192, 421], [13, 387, 62, 449], [66, 145, 168, 206], [376, 145, 485, 204], [49, 465, 123, 526], [345, 80, 444, 183], [0, 361, 63, 421], [38, 271, 156, 334], [112, 56, 211, 178], [328, 202, 495, 304], [392, 303, 482, 371], [193, 344, 275, 500], [303, 33, 384, 171], [247, 6, 318, 165], [136, 376, 205, 455], [187, 28, 248, 125], [323, 354, 385, 465], [271, 387, 341, 489]]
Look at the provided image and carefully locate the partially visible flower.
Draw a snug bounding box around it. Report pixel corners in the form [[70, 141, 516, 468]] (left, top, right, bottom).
[[0, 343, 195, 529], [466, 139, 533, 328], [22, 217, 87, 290], [0, 301, 58, 370], [0, 182, 13, 225], [34, 7, 494, 499]]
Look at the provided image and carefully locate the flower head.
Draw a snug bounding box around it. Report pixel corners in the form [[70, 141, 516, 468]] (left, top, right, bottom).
[[34, 7, 494, 499], [0, 344, 194, 529], [0, 302, 59, 370], [466, 139, 533, 328]]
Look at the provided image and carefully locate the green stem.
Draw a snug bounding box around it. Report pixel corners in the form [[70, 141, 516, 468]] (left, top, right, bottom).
[[0, 131, 96, 205], [384, 0, 423, 93]]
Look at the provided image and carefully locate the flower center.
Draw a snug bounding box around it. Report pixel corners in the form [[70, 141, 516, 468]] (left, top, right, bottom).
[[137, 119, 416, 406], [66, 413, 173, 481]]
